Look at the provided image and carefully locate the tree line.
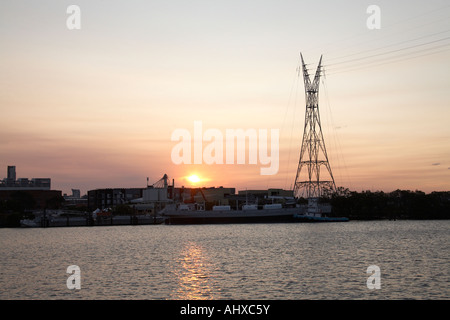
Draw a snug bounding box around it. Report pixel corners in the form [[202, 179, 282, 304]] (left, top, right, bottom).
[[1, 188, 449, 227], [327, 188, 450, 220]]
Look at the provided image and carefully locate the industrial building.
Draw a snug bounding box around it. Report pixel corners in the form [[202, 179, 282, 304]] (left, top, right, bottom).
[[87, 188, 144, 210], [0, 166, 60, 211], [172, 186, 235, 205], [0, 189, 62, 210], [237, 188, 294, 199], [85, 173, 295, 214], [63, 189, 87, 208]]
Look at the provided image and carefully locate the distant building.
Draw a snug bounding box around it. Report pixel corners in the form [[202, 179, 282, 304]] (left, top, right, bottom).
[[0, 166, 60, 210], [87, 184, 292, 211], [0, 166, 51, 190], [72, 189, 81, 199], [63, 189, 87, 208], [64, 189, 81, 200], [87, 188, 144, 210], [234, 189, 295, 206], [7, 166, 16, 183], [237, 188, 294, 198], [143, 187, 170, 202], [172, 186, 235, 205], [0, 189, 62, 209]]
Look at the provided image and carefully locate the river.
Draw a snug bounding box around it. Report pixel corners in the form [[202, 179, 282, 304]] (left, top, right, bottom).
[[0, 220, 448, 299]]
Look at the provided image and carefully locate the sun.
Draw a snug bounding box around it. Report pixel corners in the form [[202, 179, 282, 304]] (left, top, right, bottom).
[[187, 174, 201, 184]]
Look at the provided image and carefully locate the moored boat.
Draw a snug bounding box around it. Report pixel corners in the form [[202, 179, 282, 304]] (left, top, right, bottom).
[[164, 204, 299, 225], [163, 200, 348, 225]]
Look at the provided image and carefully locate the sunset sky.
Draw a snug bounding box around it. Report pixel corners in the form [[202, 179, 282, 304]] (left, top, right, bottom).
[[1, 0, 449, 195]]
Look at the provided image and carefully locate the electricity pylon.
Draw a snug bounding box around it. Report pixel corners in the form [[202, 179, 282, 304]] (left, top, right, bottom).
[[293, 53, 336, 199]]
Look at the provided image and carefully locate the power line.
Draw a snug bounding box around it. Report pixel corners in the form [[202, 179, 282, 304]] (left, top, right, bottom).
[[325, 29, 450, 63], [326, 44, 450, 75], [304, 4, 450, 62], [325, 35, 450, 69]]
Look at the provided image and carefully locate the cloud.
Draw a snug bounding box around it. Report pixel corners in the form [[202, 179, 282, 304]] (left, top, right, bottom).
[[432, 163, 440, 166]]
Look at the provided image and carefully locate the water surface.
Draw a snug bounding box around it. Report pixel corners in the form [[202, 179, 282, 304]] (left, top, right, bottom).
[[0, 220, 448, 299]]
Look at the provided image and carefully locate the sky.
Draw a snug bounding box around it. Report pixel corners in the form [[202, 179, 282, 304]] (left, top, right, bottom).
[[1, 0, 449, 195]]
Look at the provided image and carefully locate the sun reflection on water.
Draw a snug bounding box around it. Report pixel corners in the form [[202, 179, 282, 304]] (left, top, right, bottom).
[[171, 242, 217, 300]]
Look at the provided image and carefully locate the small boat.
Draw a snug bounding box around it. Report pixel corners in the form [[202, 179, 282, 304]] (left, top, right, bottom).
[[20, 218, 39, 227], [293, 198, 349, 222]]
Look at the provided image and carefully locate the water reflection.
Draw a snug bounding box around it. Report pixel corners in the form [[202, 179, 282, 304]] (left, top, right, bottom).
[[171, 242, 217, 300]]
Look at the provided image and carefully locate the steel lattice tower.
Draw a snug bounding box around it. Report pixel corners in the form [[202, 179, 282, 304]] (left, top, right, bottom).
[[293, 54, 336, 199]]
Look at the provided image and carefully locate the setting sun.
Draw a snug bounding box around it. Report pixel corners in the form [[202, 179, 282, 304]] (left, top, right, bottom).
[[187, 174, 201, 184]]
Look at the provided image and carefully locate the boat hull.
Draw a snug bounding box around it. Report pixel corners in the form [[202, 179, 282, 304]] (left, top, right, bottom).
[[19, 215, 165, 227], [164, 208, 299, 225], [293, 214, 349, 222], [164, 206, 350, 225]]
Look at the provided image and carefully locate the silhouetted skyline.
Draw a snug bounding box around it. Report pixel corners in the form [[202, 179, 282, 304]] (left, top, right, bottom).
[[1, 1, 449, 195]]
